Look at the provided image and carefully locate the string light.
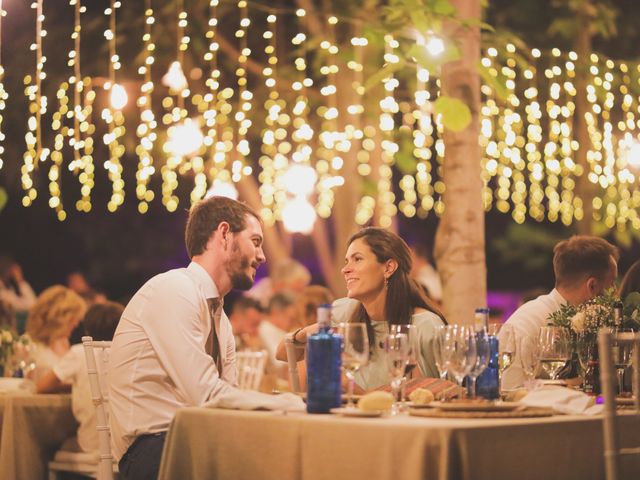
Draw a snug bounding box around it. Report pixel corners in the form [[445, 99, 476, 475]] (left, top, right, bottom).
[[0, 0, 6, 172], [233, 0, 253, 182], [134, 0, 157, 214], [22, 0, 49, 207], [102, 0, 126, 213]]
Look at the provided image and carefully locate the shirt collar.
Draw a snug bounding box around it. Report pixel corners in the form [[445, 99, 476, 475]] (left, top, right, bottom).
[[550, 288, 568, 305], [187, 261, 220, 300]]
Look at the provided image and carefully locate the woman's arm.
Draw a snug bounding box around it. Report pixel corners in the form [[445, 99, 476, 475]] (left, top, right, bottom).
[[36, 369, 70, 393], [274, 324, 319, 361]]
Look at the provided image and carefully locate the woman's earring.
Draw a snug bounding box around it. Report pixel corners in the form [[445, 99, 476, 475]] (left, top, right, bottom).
[[384, 277, 389, 288]]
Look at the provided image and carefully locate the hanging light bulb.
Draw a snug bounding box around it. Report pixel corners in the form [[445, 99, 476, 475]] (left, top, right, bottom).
[[424, 32, 445, 57], [165, 118, 204, 157], [281, 164, 317, 196], [205, 179, 239, 200], [162, 61, 188, 92], [282, 196, 317, 234], [109, 83, 128, 110]]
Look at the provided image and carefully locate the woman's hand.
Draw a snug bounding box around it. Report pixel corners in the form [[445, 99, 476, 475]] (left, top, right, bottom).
[[274, 324, 320, 361]]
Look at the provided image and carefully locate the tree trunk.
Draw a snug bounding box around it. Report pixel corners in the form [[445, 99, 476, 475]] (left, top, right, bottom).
[[434, 0, 486, 325], [573, 3, 595, 235]]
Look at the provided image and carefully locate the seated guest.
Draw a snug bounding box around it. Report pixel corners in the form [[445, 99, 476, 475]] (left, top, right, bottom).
[[246, 258, 311, 308], [229, 296, 264, 350], [259, 293, 296, 366], [0, 297, 15, 329], [277, 227, 446, 390], [410, 242, 443, 305], [499, 235, 618, 389], [36, 301, 124, 454], [618, 259, 640, 301], [66, 270, 108, 305], [290, 285, 334, 331], [26, 285, 87, 380], [109, 196, 304, 480], [0, 254, 37, 327]]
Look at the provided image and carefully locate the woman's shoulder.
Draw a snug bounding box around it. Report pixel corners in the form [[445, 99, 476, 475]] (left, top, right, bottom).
[[411, 308, 444, 327], [331, 297, 360, 322]]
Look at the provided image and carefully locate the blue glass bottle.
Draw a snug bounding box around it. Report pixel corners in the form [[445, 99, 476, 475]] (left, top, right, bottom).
[[476, 335, 500, 400], [306, 304, 343, 413]]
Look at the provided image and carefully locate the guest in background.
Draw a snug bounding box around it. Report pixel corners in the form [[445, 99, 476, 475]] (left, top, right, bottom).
[[278, 227, 446, 390], [290, 285, 334, 331], [0, 254, 36, 329], [259, 293, 296, 379], [410, 242, 442, 305], [0, 298, 15, 329], [26, 285, 87, 381], [247, 258, 311, 308], [36, 301, 124, 454], [229, 296, 264, 351], [618, 259, 640, 301], [67, 271, 107, 305], [499, 235, 618, 389]]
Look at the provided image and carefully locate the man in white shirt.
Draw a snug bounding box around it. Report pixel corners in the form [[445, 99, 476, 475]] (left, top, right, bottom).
[[499, 235, 618, 389], [259, 293, 296, 374], [109, 196, 304, 480]]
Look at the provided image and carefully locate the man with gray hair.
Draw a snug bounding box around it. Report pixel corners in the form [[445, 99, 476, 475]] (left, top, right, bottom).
[[499, 235, 618, 389]]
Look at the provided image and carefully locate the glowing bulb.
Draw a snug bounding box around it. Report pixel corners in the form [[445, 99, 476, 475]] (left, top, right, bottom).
[[205, 180, 239, 200], [425, 34, 445, 57], [282, 196, 316, 233], [628, 140, 640, 168], [162, 61, 188, 92], [166, 118, 203, 157], [109, 83, 128, 110], [281, 164, 317, 196]]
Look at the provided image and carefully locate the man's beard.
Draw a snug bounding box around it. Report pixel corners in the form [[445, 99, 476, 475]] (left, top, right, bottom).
[[228, 241, 255, 291]]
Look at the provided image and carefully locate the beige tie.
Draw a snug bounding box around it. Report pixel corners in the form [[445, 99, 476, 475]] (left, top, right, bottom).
[[206, 297, 224, 376]]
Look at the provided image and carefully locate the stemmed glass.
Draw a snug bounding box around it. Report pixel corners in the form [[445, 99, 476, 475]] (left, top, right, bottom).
[[613, 328, 634, 395], [518, 336, 540, 385], [466, 329, 490, 398], [433, 325, 450, 380], [538, 326, 571, 380], [335, 323, 369, 409], [498, 325, 517, 375], [441, 325, 477, 396], [389, 324, 419, 405], [384, 331, 410, 415]]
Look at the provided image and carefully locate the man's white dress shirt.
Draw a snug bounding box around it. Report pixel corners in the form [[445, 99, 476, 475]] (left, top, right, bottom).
[[109, 262, 238, 461], [498, 288, 567, 389]]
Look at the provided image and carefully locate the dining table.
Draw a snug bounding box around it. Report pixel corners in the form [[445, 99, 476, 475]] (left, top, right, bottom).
[[0, 391, 77, 480], [158, 405, 640, 480]]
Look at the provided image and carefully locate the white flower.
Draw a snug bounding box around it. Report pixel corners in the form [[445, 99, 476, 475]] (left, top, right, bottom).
[[570, 311, 586, 333]]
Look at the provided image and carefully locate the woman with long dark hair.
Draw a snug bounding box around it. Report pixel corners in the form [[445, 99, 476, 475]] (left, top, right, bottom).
[[277, 227, 446, 390]]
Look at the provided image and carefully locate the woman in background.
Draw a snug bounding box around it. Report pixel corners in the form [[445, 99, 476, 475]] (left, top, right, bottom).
[[27, 285, 86, 380]]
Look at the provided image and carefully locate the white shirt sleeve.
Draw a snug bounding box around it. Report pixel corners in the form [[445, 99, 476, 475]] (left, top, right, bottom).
[[52, 348, 78, 385], [0, 281, 36, 312]]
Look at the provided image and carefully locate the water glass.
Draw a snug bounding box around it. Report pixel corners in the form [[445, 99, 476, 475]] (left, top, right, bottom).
[[384, 332, 410, 415], [466, 330, 490, 398], [538, 326, 571, 380], [335, 323, 369, 409], [441, 325, 477, 394]]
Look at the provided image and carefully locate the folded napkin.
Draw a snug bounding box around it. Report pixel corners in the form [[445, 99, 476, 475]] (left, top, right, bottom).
[[204, 388, 306, 412], [520, 385, 602, 415]]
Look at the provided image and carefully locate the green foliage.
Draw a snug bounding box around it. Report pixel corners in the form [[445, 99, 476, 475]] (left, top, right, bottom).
[[548, 0, 618, 41], [433, 96, 472, 132], [0, 188, 7, 212], [490, 223, 564, 272]]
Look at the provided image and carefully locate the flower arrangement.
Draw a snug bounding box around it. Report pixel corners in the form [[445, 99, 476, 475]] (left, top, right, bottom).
[[0, 327, 32, 376], [548, 288, 640, 334]]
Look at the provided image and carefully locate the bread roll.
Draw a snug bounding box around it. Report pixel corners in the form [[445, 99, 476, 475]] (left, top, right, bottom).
[[357, 391, 394, 411]]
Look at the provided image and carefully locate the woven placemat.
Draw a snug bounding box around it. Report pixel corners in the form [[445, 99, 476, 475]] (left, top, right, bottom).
[[408, 406, 555, 419]]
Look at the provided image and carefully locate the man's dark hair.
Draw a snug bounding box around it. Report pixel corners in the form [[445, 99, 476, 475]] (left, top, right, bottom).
[[230, 296, 263, 316], [553, 235, 618, 288], [185, 196, 260, 259], [267, 292, 295, 314], [82, 301, 125, 341]]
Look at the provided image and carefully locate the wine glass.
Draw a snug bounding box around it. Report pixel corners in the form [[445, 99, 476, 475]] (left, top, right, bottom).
[[433, 325, 450, 380], [466, 329, 490, 399], [335, 323, 369, 409], [384, 331, 410, 415], [498, 326, 516, 375], [389, 324, 419, 405], [612, 328, 634, 395], [538, 326, 571, 380], [442, 325, 477, 396], [518, 335, 540, 385]]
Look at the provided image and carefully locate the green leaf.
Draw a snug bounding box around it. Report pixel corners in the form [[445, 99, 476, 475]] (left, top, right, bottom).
[[363, 59, 406, 91], [433, 96, 472, 132], [478, 63, 509, 101], [407, 44, 444, 72], [409, 10, 429, 33], [0, 188, 7, 212], [432, 0, 456, 16]]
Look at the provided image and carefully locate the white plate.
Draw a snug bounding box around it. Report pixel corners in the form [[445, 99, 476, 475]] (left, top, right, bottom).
[[329, 407, 384, 417], [431, 401, 521, 412], [407, 402, 436, 409]]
